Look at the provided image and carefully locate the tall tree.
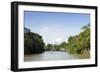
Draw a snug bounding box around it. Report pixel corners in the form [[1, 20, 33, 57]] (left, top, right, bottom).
[[24, 27, 45, 54]]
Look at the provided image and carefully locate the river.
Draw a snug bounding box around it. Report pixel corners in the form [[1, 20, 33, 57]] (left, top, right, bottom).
[[24, 51, 77, 62]]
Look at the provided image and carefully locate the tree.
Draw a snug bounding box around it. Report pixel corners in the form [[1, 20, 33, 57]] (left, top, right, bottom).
[[66, 24, 90, 54], [45, 44, 53, 51], [53, 44, 61, 51], [24, 27, 45, 54]]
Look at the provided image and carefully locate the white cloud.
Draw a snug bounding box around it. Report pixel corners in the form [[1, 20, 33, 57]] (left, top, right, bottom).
[[39, 26, 49, 34], [55, 37, 63, 44], [39, 26, 67, 44]]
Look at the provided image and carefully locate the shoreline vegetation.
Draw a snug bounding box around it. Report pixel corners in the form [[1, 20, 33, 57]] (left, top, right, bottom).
[[24, 24, 90, 60]]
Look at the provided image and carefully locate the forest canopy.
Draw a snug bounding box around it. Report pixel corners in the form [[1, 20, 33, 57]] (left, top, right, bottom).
[[24, 27, 45, 54], [66, 24, 90, 54]]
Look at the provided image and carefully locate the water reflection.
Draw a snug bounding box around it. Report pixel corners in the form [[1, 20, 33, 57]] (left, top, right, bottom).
[[24, 51, 76, 62]]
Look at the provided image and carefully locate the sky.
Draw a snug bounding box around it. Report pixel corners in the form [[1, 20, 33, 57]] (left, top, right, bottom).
[[24, 11, 90, 45]]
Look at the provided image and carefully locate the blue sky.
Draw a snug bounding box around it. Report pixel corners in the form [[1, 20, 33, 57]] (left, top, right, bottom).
[[24, 11, 90, 45]]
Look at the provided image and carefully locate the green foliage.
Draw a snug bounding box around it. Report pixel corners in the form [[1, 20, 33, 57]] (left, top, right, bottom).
[[45, 42, 67, 51], [24, 28, 45, 54], [45, 44, 53, 51], [66, 24, 90, 54], [53, 44, 61, 51]]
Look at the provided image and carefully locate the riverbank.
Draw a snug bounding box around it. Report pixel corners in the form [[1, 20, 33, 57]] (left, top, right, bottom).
[[72, 51, 90, 59]]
